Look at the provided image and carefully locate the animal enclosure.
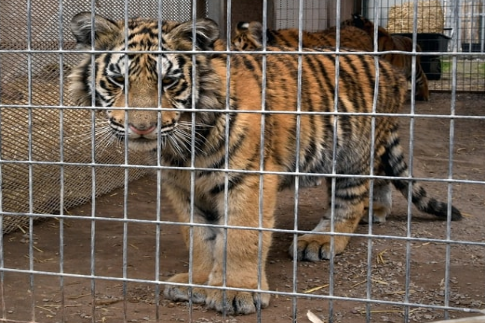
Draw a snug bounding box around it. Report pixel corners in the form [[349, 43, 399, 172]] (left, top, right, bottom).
[[0, 1, 484, 323]]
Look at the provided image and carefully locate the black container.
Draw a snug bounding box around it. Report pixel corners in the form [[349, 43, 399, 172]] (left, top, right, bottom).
[[462, 43, 483, 52], [392, 33, 451, 80]]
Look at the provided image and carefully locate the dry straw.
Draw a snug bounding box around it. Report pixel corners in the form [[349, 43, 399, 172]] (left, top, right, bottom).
[[387, 0, 445, 33]]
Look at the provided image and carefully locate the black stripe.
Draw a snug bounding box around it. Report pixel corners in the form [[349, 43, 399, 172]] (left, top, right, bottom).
[[341, 55, 366, 108], [243, 56, 257, 71], [361, 58, 377, 110], [318, 55, 337, 104], [310, 54, 335, 139], [209, 174, 245, 196], [304, 54, 326, 107], [195, 205, 220, 223], [266, 30, 277, 46], [173, 81, 188, 97]]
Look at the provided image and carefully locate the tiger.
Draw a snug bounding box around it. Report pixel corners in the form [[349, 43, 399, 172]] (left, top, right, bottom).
[[232, 21, 373, 51], [69, 12, 462, 315], [342, 14, 430, 101]]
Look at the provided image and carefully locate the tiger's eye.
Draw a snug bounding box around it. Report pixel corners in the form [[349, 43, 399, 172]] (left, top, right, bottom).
[[110, 75, 125, 85], [162, 76, 177, 88]]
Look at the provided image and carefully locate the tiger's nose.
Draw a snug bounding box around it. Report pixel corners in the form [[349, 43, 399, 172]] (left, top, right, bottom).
[[129, 123, 156, 135]]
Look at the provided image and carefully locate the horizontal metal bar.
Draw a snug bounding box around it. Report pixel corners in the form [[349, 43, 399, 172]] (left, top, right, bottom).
[[0, 266, 481, 315], [1, 212, 481, 247]]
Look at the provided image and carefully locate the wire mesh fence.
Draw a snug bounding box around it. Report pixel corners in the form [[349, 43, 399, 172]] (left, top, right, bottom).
[[0, 0, 484, 323]]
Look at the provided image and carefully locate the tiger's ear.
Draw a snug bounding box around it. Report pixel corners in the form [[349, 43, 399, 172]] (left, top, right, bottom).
[[351, 13, 365, 29], [247, 22, 263, 44], [352, 13, 361, 20], [169, 18, 220, 50], [248, 22, 263, 33], [236, 21, 250, 33], [70, 12, 121, 50]]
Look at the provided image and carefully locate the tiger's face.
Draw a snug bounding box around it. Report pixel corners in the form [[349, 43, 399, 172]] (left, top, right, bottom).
[[341, 13, 370, 31], [69, 13, 220, 152], [341, 14, 387, 39]]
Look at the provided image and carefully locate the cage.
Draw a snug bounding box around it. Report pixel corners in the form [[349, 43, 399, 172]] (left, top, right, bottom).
[[0, 1, 484, 323]]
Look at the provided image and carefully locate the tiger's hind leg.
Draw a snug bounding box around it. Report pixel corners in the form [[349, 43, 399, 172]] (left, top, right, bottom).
[[362, 179, 392, 223], [290, 176, 368, 261]]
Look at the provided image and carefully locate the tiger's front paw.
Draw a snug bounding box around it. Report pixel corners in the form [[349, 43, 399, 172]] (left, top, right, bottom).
[[163, 273, 270, 314], [163, 273, 208, 304], [205, 289, 270, 315], [289, 234, 350, 262]]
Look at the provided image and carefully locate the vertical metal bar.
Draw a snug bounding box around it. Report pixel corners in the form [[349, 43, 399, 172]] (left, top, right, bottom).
[[409, 0, 419, 107], [329, 2, 343, 321], [122, 2, 130, 322], [481, 2, 485, 52], [403, 0, 420, 320], [57, 0, 66, 321], [184, 11, 196, 321], [221, 0, 232, 317], [443, 59, 458, 320], [0, 2, 8, 321], [187, 0, 200, 320], [26, 0, 35, 320], [154, 2, 164, 322], [89, 0, 98, 320], [291, 0, 304, 321], [372, 2, 379, 53], [257, 0, 269, 320], [404, 35, 417, 323], [155, 164, 162, 323], [443, 4, 462, 318], [365, 7, 382, 322], [0, 49, 4, 320], [403, 94, 415, 321], [0, 21, 5, 318], [471, 0, 476, 52]]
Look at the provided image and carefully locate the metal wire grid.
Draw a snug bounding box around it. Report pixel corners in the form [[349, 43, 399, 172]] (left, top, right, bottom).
[[275, 0, 328, 31], [0, 0, 484, 322]]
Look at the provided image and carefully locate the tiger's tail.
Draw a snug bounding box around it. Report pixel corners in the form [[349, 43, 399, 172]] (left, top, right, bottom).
[[381, 124, 462, 220]]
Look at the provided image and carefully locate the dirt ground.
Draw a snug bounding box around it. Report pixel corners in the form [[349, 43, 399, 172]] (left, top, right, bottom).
[[1, 92, 484, 323]]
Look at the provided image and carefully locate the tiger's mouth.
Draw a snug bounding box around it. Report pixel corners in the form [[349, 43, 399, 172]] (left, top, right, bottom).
[[129, 124, 157, 136], [108, 119, 191, 153], [126, 122, 178, 138], [111, 125, 159, 152], [109, 121, 179, 140]]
